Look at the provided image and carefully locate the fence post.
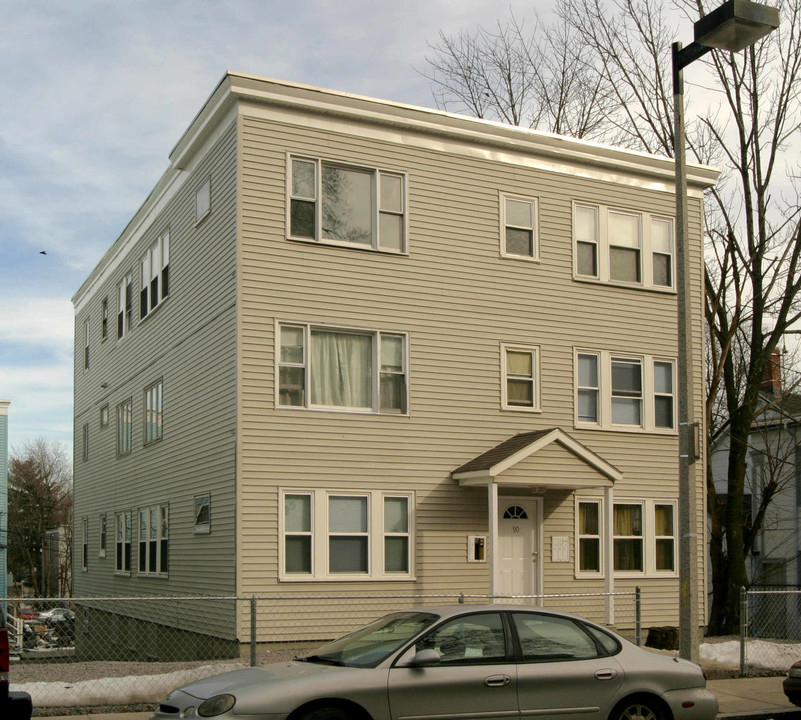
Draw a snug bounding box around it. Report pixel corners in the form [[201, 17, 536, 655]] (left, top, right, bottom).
[[250, 596, 257, 668], [740, 587, 748, 677], [635, 586, 642, 646]]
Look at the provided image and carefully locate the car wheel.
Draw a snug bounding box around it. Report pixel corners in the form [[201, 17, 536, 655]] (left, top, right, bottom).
[[300, 708, 351, 720], [610, 698, 664, 720]]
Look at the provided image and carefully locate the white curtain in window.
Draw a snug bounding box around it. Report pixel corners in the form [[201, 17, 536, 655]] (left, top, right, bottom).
[[311, 331, 372, 408]]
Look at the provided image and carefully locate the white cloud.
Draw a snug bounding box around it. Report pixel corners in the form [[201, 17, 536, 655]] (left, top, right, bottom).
[[0, 297, 74, 348]]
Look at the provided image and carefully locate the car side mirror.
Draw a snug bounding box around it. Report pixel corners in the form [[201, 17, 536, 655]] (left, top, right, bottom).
[[407, 648, 441, 667]]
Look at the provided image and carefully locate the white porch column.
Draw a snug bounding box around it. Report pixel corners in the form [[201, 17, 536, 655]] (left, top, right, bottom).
[[488, 481, 498, 600], [604, 485, 615, 625]]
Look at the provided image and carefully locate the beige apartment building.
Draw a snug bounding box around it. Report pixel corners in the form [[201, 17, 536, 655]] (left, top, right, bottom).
[[72, 72, 716, 649]]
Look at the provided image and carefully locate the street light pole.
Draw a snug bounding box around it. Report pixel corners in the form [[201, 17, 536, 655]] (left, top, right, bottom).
[[672, 0, 778, 662]]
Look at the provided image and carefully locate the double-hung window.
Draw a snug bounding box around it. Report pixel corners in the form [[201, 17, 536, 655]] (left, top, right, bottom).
[[575, 351, 675, 432], [99, 514, 107, 558], [144, 380, 163, 444], [611, 357, 643, 426], [576, 498, 677, 577], [278, 323, 408, 414], [574, 203, 674, 290], [140, 232, 169, 319], [81, 518, 89, 571], [502, 344, 540, 411], [613, 503, 643, 572], [117, 274, 132, 339], [138, 504, 168, 575], [577, 500, 601, 573], [117, 399, 132, 455], [288, 156, 407, 253], [281, 489, 413, 580], [115, 511, 132, 573], [501, 195, 538, 259], [196, 178, 211, 224], [83, 319, 90, 370]]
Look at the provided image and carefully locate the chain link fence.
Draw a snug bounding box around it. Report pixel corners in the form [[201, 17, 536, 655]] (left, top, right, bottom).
[[740, 586, 801, 676], [2, 590, 638, 710]]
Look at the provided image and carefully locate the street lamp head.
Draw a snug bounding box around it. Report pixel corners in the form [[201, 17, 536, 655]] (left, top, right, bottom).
[[694, 0, 779, 52]]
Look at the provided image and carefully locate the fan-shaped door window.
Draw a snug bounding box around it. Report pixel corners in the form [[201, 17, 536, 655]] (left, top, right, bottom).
[[503, 505, 529, 520]]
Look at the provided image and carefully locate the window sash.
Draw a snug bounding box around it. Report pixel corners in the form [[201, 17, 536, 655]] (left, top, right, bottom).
[[503, 196, 537, 258], [281, 490, 412, 580], [574, 204, 673, 289], [289, 156, 406, 252], [140, 234, 169, 318], [577, 501, 601, 573], [138, 505, 168, 575], [614, 504, 643, 572], [503, 346, 538, 410], [117, 400, 132, 455], [145, 381, 163, 443], [115, 512, 132, 573], [278, 323, 407, 414], [118, 275, 132, 339]]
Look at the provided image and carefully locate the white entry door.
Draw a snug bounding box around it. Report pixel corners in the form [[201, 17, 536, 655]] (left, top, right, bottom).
[[497, 497, 541, 596]]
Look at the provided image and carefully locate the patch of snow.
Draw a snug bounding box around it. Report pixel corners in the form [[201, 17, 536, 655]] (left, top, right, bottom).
[[14, 662, 247, 707], [700, 640, 801, 671]]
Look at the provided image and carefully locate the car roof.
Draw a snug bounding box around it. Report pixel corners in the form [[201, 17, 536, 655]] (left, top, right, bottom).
[[398, 604, 596, 623]]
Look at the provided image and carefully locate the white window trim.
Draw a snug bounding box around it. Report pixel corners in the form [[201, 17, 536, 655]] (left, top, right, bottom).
[[500, 193, 540, 262], [572, 201, 675, 292], [575, 498, 603, 578], [194, 493, 211, 534], [81, 517, 89, 572], [137, 503, 169, 577], [115, 510, 132, 576], [574, 497, 678, 579], [276, 320, 410, 416], [144, 379, 164, 445], [140, 232, 170, 320], [195, 177, 211, 225], [99, 514, 107, 559], [501, 343, 541, 412], [286, 153, 409, 254], [279, 488, 415, 581], [574, 349, 677, 434], [117, 273, 133, 340]]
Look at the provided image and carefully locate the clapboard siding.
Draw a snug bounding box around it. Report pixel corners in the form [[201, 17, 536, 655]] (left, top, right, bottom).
[[73, 122, 239, 610], [235, 104, 706, 629]]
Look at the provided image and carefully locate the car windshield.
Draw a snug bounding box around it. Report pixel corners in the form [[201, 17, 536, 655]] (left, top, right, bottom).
[[301, 612, 438, 668]]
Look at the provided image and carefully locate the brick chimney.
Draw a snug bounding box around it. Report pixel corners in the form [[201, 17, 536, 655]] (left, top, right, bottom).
[[760, 348, 782, 395]]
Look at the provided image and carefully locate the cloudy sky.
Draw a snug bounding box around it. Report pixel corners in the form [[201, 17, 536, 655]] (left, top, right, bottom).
[[1, 0, 551, 456]]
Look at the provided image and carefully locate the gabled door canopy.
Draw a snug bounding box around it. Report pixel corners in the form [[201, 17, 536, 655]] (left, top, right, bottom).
[[451, 427, 621, 488]]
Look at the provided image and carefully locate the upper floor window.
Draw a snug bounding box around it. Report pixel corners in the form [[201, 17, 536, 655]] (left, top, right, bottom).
[[81, 518, 89, 571], [196, 178, 211, 224], [117, 274, 132, 339], [117, 398, 133, 455], [501, 195, 538, 260], [281, 489, 413, 580], [83, 319, 90, 370], [140, 233, 170, 319], [82, 423, 89, 462], [101, 297, 109, 341], [288, 156, 406, 253], [575, 350, 675, 432], [144, 380, 163, 444], [574, 203, 674, 290], [502, 344, 540, 411], [278, 322, 408, 414]]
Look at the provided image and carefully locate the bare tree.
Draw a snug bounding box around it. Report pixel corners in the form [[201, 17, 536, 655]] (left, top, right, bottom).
[[425, 0, 801, 634], [8, 438, 73, 596], [422, 13, 618, 139]]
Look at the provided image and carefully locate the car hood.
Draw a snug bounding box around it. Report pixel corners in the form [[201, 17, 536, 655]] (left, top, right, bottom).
[[177, 661, 361, 701]]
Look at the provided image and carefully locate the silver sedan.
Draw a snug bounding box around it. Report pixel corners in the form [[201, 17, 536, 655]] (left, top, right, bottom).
[[151, 605, 718, 720]]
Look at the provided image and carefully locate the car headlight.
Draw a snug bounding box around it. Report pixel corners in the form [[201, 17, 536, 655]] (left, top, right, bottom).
[[197, 694, 236, 717]]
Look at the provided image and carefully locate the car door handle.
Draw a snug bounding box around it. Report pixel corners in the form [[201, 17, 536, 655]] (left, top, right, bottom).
[[484, 674, 512, 687], [594, 669, 618, 681]]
